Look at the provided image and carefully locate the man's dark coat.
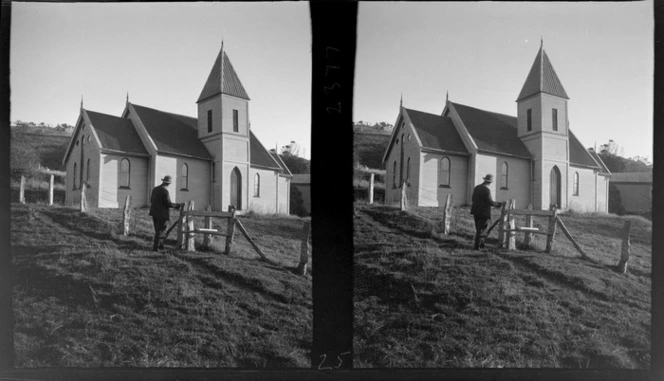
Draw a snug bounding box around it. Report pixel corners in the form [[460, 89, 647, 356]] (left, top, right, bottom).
[[471, 183, 500, 218], [149, 184, 177, 220]]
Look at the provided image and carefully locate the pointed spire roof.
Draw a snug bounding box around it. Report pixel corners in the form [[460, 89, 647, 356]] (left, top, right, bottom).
[[516, 43, 569, 101], [197, 46, 250, 103]]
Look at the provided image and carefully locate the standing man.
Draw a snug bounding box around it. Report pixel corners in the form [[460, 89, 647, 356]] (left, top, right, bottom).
[[470, 174, 505, 250], [149, 175, 180, 251]]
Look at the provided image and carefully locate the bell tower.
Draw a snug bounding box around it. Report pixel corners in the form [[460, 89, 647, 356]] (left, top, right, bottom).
[[197, 41, 251, 210], [517, 40, 570, 210]]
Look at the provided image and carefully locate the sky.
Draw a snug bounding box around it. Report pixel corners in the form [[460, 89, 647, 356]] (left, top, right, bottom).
[[355, 1, 653, 162], [10, 2, 312, 159]]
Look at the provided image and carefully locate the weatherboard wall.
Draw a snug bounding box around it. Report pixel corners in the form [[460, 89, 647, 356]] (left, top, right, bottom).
[[65, 119, 103, 208], [419, 152, 468, 207], [277, 175, 290, 215], [384, 120, 422, 205], [248, 167, 279, 214], [98, 154, 149, 208], [153, 154, 210, 208]]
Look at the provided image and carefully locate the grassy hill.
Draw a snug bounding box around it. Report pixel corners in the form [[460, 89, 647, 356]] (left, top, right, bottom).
[[354, 203, 650, 368], [353, 127, 391, 170], [11, 203, 311, 367], [11, 126, 71, 172]]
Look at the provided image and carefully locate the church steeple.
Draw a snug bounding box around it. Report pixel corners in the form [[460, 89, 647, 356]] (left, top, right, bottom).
[[516, 42, 569, 102], [197, 42, 250, 103]]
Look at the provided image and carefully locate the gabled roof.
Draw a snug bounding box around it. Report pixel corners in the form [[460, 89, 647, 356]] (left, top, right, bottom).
[[270, 151, 293, 175], [86, 110, 148, 155], [569, 131, 601, 169], [610, 171, 652, 183], [517, 45, 569, 101], [291, 174, 310, 184], [450, 102, 532, 159], [587, 149, 611, 174], [404, 108, 468, 154], [130, 103, 212, 160], [197, 48, 250, 102], [249, 131, 282, 170]]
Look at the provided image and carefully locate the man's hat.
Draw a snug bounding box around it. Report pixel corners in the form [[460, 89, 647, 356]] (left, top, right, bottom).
[[161, 175, 172, 184], [483, 174, 493, 183]]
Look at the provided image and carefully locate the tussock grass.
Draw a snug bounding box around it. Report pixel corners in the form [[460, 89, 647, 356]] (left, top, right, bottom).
[[11, 203, 311, 367], [354, 203, 650, 368]]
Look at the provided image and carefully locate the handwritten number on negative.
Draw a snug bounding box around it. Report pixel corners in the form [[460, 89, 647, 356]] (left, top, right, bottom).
[[318, 351, 351, 370]]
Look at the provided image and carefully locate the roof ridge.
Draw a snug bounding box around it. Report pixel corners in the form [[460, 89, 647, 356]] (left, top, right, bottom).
[[450, 101, 516, 120], [131, 103, 197, 121]]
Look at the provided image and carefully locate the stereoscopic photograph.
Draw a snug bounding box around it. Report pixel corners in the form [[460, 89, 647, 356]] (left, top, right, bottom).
[[9, 2, 312, 367], [353, 1, 653, 368]]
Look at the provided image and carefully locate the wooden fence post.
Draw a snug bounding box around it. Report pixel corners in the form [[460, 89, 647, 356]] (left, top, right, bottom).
[[203, 205, 213, 249], [545, 206, 558, 253], [556, 217, 590, 259], [498, 202, 507, 248], [368, 173, 375, 205], [441, 194, 453, 235], [19, 175, 25, 204], [507, 199, 516, 250], [617, 220, 631, 274], [48, 174, 54, 206], [122, 194, 131, 236], [400, 180, 407, 211], [297, 221, 311, 275], [523, 203, 533, 247], [177, 201, 188, 249], [225, 206, 236, 255], [186, 201, 196, 252], [80, 184, 87, 212]]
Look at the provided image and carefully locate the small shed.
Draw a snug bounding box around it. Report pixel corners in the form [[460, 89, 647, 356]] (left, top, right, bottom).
[[610, 171, 652, 214], [291, 174, 311, 215]]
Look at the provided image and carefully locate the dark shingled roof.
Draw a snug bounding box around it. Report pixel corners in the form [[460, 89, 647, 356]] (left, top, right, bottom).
[[131, 104, 212, 160], [404, 108, 468, 154], [250, 132, 281, 170], [451, 102, 533, 159], [569, 131, 600, 169], [197, 50, 250, 102], [517, 46, 569, 101], [588, 150, 610, 174], [270, 151, 292, 175], [86, 110, 148, 155]]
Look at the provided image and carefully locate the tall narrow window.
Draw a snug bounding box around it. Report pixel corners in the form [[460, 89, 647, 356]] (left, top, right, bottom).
[[406, 157, 411, 181], [440, 157, 450, 187], [233, 109, 239, 132], [207, 109, 213, 133], [86, 158, 91, 184], [573, 172, 579, 196], [254, 173, 260, 197], [119, 158, 130, 188], [181, 163, 189, 190], [552, 108, 558, 131], [211, 162, 216, 182], [527, 108, 532, 132], [73, 162, 78, 189], [393, 161, 397, 188], [501, 162, 508, 189]]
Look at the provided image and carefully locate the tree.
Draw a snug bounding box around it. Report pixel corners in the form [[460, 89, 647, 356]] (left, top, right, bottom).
[[10, 138, 40, 176], [279, 153, 310, 174]]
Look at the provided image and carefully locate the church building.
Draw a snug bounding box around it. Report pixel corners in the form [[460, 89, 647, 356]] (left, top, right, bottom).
[[383, 43, 610, 212], [63, 43, 292, 213]]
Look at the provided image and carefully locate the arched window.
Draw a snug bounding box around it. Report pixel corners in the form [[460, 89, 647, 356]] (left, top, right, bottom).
[[501, 162, 508, 189], [181, 163, 189, 190], [573, 172, 579, 196], [73, 162, 78, 189], [440, 157, 450, 187], [119, 158, 130, 188], [406, 157, 411, 181], [86, 158, 91, 185], [393, 161, 397, 188], [254, 173, 260, 197]]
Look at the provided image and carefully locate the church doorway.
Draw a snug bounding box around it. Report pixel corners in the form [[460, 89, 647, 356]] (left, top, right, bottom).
[[549, 166, 561, 208], [230, 167, 242, 210]]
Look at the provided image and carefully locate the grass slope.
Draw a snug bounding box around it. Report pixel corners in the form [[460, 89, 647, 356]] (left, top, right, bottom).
[[354, 129, 390, 170], [354, 203, 650, 368], [11, 203, 311, 367], [12, 129, 71, 171]]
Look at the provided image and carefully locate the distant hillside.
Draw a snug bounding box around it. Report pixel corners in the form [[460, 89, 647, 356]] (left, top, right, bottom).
[[353, 125, 391, 170], [11, 126, 71, 172]]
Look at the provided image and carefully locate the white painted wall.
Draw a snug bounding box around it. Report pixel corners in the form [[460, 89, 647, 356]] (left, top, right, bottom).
[[153, 154, 210, 208], [277, 175, 290, 215], [98, 154, 149, 208], [567, 166, 597, 213], [248, 167, 278, 214], [419, 153, 468, 207]]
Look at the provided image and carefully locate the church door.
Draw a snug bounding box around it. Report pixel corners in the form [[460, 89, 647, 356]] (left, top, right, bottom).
[[230, 167, 242, 210], [549, 166, 561, 209]]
